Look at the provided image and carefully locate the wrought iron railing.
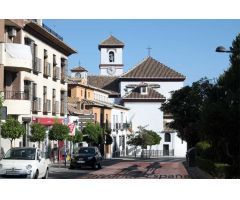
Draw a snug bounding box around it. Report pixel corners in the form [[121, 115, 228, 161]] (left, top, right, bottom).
[[42, 23, 63, 41], [141, 149, 174, 158], [4, 91, 30, 100]]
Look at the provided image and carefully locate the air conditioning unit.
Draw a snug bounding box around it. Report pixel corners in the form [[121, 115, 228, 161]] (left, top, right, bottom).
[[8, 26, 17, 37]]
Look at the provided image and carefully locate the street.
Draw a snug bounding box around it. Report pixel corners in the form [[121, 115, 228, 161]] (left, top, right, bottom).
[[48, 157, 189, 179]]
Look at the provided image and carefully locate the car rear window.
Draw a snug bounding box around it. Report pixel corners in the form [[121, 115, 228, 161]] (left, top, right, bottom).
[[78, 148, 95, 154]]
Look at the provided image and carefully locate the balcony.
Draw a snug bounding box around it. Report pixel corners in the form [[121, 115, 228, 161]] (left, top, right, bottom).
[[43, 99, 51, 113], [3, 91, 31, 115], [52, 101, 60, 114], [0, 43, 32, 71], [53, 67, 60, 80], [43, 62, 51, 77], [32, 97, 42, 112], [33, 57, 42, 73], [60, 102, 66, 116]]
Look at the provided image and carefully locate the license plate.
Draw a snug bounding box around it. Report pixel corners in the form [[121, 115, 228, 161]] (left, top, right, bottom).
[[6, 171, 19, 175], [77, 161, 85, 163]]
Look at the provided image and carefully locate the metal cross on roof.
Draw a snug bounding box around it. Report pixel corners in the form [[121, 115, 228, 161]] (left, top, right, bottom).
[[147, 46, 152, 56]]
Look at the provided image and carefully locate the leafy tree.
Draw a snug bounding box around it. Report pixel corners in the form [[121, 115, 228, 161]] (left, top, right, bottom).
[[82, 122, 103, 146], [67, 129, 83, 144], [127, 126, 161, 157], [48, 123, 69, 141], [103, 127, 112, 145], [201, 34, 240, 176], [1, 117, 25, 147], [145, 130, 161, 149], [29, 123, 46, 147], [161, 78, 213, 149]]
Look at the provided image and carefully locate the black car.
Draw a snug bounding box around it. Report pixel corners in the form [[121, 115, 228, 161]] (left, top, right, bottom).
[[69, 147, 102, 169]]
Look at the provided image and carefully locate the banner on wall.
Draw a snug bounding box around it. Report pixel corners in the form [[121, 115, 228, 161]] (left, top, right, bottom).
[[68, 123, 76, 136]]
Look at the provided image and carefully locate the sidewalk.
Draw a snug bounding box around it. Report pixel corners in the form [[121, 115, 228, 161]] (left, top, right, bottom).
[[183, 161, 213, 179]]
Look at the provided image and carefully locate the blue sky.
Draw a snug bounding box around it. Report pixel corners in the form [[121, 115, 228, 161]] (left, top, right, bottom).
[[44, 19, 240, 86]]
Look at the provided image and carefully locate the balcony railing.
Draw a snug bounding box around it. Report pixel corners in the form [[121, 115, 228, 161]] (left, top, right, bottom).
[[43, 62, 51, 77], [42, 23, 63, 41], [32, 97, 41, 112], [60, 102, 66, 115], [53, 67, 60, 80], [52, 101, 60, 114], [4, 91, 30, 100], [33, 57, 42, 73], [43, 99, 51, 113]]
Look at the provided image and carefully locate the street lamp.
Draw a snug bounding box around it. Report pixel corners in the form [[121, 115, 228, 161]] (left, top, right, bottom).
[[215, 46, 231, 53]]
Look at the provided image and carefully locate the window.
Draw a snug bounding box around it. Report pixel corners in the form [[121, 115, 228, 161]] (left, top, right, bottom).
[[109, 51, 114, 62], [164, 133, 171, 142], [88, 91, 90, 98], [32, 83, 37, 98], [94, 113, 97, 123], [141, 86, 148, 94]]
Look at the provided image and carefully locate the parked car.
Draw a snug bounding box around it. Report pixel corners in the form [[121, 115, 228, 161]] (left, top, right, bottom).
[[0, 147, 49, 179], [0, 147, 4, 160], [69, 147, 102, 169]]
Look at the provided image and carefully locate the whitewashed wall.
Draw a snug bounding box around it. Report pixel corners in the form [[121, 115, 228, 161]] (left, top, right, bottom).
[[100, 48, 123, 65], [124, 102, 163, 132]]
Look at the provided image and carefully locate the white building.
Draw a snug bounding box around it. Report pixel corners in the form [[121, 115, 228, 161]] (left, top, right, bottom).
[[0, 19, 76, 155], [88, 35, 187, 157]]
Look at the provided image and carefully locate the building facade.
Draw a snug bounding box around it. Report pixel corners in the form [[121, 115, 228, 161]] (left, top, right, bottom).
[[68, 66, 129, 158], [88, 35, 187, 157], [0, 19, 76, 154]]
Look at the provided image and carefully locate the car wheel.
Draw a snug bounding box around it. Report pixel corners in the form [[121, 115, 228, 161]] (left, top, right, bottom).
[[34, 170, 39, 179], [42, 168, 49, 179], [69, 165, 75, 169], [92, 162, 98, 169]]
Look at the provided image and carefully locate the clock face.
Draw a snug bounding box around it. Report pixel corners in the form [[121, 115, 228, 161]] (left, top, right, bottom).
[[107, 66, 116, 75]]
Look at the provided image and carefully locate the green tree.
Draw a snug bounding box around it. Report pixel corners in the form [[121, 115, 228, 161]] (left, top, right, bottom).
[[67, 129, 83, 144], [145, 130, 161, 149], [201, 34, 240, 176], [82, 122, 103, 146], [161, 78, 213, 149], [1, 117, 25, 147], [29, 123, 46, 147], [48, 123, 69, 141], [127, 126, 161, 157]]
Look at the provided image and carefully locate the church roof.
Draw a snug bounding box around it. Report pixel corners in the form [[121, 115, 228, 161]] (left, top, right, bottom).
[[121, 56, 185, 80], [71, 66, 88, 72], [98, 35, 124, 49], [123, 87, 166, 102], [87, 75, 120, 96]]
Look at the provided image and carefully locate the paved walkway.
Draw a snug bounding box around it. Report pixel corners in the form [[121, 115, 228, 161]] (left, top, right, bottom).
[[81, 161, 189, 179]]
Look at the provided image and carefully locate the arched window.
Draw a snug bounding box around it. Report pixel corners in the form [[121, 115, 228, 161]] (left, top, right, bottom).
[[164, 133, 171, 142], [109, 51, 115, 62]]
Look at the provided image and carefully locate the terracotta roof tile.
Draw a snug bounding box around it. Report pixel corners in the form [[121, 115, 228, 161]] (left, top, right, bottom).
[[98, 35, 124, 49], [121, 56, 185, 80], [87, 75, 120, 95], [71, 66, 88, 72]]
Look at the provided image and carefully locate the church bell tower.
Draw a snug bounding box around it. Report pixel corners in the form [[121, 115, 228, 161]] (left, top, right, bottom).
[[98, 35, 124, 76]]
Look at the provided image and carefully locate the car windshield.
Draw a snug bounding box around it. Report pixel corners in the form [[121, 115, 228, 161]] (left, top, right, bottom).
[[4, 148, 36, 160], [78, 148, 95, 154]]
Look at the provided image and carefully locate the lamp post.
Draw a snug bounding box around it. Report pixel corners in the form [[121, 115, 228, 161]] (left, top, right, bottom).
[[215, 46, 232, 53]]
